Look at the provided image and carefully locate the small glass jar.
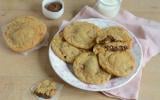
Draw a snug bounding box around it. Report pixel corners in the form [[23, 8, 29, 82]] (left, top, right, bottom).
[[95, 0, 121, 18]]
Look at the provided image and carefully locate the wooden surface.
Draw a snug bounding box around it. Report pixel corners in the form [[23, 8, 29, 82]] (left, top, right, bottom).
[[0, 0, 160, 100]]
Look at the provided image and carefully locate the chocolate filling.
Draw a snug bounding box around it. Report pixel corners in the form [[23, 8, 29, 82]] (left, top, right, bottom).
[[34, 92, 51, 99], [104, 45, 128, 51]]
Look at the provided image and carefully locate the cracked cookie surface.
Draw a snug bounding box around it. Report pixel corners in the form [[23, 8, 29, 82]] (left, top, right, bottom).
[[51, 33, 81, 63], [63, 22, 101, 49], [73, 52, 111, 84], [98, 50, 135, 76], [3, 16, 47, 52]]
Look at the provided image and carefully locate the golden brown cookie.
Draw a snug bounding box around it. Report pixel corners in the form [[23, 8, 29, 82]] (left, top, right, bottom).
[[96, 26, 132, 49], [3, 16, 47, 52], [51, 33, 81, 63], [98, 50, 135, 76], [93, 44, 105, 55], [63, 22, 101, 49], [34, 80, 56, 99], [73, 52, 111, 84]]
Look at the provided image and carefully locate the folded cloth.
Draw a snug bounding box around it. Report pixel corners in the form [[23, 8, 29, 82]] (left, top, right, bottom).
[[59, 6, 160, 100]]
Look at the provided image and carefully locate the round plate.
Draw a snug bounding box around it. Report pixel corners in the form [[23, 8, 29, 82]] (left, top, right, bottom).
[[48, 18, 143, 91]]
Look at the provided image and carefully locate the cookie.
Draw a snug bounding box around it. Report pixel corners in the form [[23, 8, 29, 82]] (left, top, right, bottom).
[[34, 80, 56, 99], [93, 44, 106, 55], [3, 16, 47, 52], [98, 50, 135, 76], [63, 22, 101, 49], [73, 52, 111, 84], [96, 26, 132, 48], [51, 33, 81, 63]]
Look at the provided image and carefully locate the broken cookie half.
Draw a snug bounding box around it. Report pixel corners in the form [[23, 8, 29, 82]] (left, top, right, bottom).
[[33, 80, 56, 99], [94, 26, 133, 54]]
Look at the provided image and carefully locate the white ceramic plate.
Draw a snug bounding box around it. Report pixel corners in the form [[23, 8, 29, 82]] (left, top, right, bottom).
[[48, 18, 143, 91]]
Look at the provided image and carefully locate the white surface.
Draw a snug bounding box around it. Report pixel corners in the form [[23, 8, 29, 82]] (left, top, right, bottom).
[[42, 0, 64, 19], [48, 18, 143, 91]]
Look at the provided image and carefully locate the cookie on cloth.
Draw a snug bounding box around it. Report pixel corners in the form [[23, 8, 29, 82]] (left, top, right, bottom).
[[63, 22, 101, 49], [51, 33, 81, 63], [98, 50, 135, 76], [73, 52, 111, 84], [3, 16, 47, 52]]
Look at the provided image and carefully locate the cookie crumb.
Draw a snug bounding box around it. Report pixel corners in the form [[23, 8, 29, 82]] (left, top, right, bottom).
[[34, 80, 56, 99]]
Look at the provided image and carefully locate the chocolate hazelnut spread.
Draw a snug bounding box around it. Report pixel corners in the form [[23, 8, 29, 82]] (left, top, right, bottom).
[[46, 2, 62, 12]]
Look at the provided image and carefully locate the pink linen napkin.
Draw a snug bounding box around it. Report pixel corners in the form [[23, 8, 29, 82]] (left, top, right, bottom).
[[60, 6, 160, 100]]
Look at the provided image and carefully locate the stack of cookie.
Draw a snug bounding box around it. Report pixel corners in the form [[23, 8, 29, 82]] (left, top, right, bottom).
[[51, 22, 135, 84], [94, 27, 135, 77]]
